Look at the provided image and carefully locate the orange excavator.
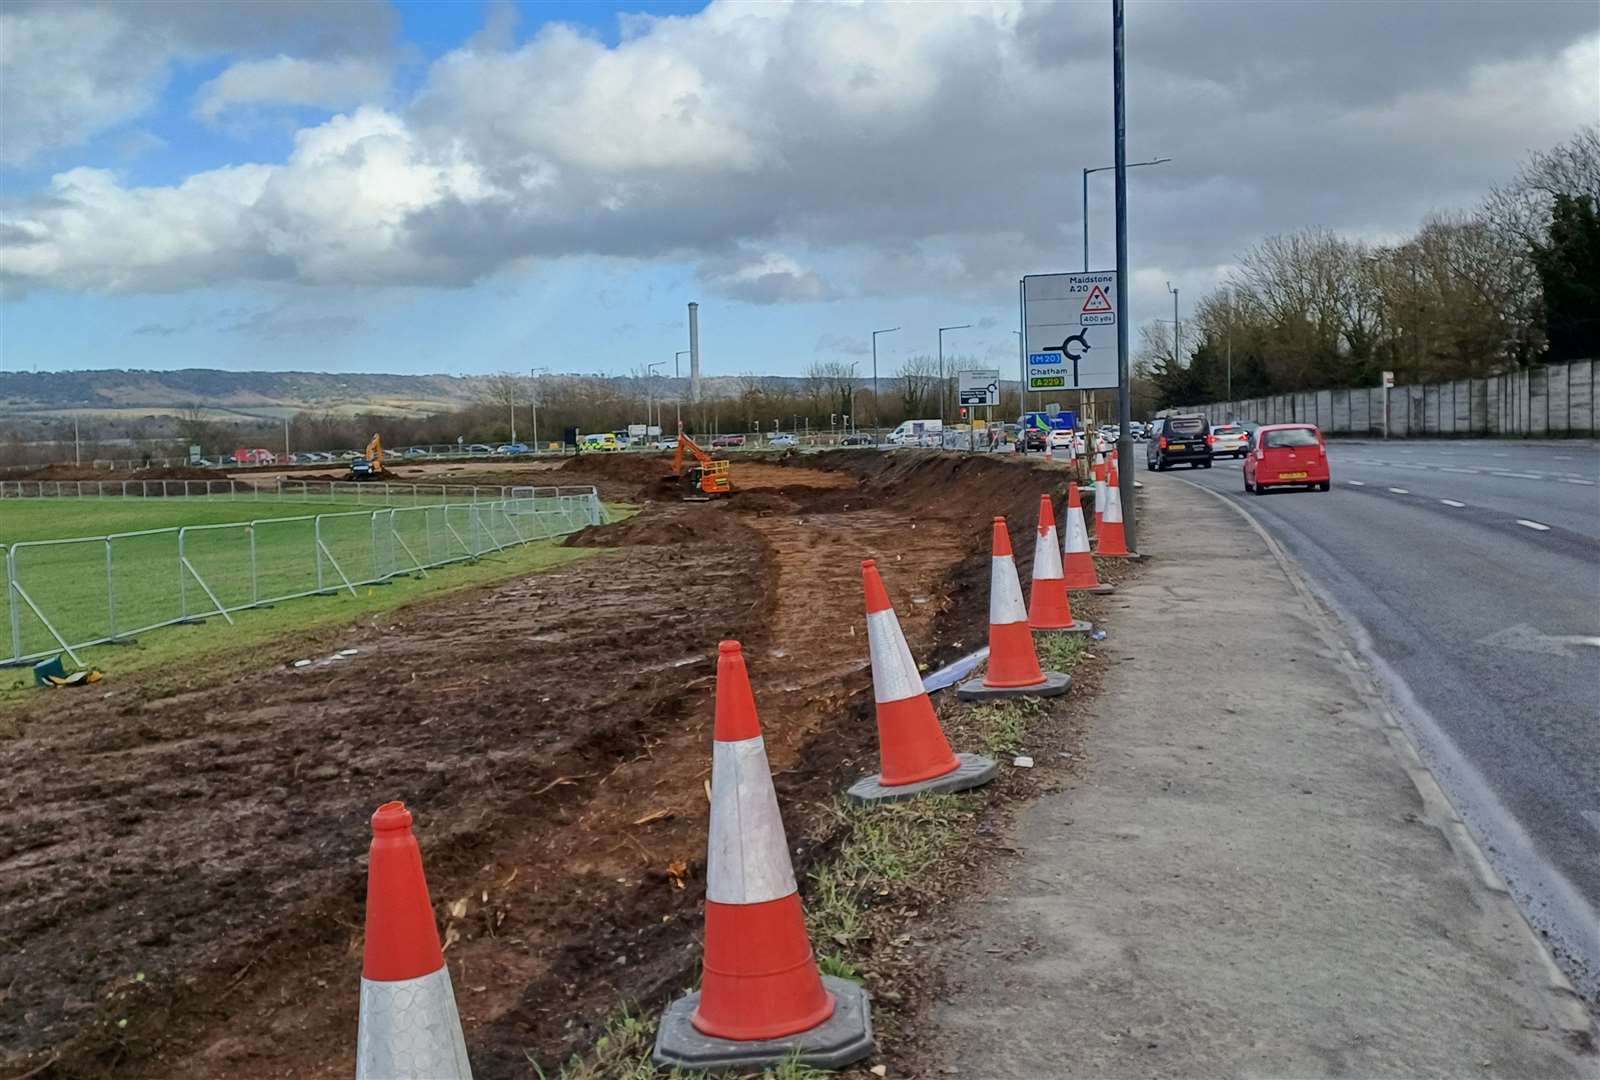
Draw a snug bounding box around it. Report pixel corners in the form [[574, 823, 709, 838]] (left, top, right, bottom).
[[670, 425, 733, 500]]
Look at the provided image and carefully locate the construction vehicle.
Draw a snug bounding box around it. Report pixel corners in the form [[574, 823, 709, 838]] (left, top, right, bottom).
[[349, 434, 386, 481], [670, 425, 732, 500]]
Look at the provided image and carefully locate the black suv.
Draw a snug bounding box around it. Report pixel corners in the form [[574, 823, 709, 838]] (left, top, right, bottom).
[[1147, 414, 1213, 470]]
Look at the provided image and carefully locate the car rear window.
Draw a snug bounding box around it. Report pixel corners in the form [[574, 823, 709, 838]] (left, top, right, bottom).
[[1213, 425, 1243, 434], [1167, 416, 1206, 436], [1264, 428, 1318, 448]]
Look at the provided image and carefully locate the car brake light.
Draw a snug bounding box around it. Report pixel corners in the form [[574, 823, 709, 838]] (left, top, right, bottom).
[[1205, 434, 1216, 446], [1158, 435, 1168, 449]]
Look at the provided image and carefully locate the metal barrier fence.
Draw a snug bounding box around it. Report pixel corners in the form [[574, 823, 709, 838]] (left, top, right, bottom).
[[2, 489, 603, 667], [0, 478, 580, 503]]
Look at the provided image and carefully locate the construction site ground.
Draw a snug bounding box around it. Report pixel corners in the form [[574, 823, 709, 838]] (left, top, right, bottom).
[[1, 449, 1105, 1079]]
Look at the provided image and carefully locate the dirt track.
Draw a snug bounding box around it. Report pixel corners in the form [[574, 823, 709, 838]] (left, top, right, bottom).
[[1, 450, 1084, 1078]]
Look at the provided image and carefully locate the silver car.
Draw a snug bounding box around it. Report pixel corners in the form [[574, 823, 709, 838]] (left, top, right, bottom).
[[1210, 424, 1249, 458]]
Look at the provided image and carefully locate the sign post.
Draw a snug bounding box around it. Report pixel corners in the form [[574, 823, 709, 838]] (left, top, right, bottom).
[[1381, 370, 1395, 440]]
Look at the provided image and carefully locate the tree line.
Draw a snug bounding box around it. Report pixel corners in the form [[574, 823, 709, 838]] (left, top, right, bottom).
[[1142, 126, 1599, 410]]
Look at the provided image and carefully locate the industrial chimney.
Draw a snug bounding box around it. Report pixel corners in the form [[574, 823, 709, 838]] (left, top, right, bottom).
[[688, 301, 701, 405]]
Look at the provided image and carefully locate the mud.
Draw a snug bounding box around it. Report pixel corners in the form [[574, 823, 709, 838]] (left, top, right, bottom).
[[8, 464, 226, 483], [0, 450, 1097, 1079]]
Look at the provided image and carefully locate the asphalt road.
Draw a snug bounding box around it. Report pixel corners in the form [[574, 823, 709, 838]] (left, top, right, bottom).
[[1146, 438, 1600, 1000]]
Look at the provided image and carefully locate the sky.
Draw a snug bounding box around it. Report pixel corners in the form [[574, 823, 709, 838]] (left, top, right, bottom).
[[1, 0, 1596, 382]]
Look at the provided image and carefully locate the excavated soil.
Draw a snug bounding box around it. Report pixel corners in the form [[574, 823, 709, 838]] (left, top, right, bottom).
[[0, 450, 1094, 1079]]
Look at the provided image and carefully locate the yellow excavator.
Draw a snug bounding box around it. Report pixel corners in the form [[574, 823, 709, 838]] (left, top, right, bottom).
[[670, 425, 732, 500], [349, 434, 386, 481]]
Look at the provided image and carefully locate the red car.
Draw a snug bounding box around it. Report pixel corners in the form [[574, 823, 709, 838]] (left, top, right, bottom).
[[1244, 424, 1331, 494]]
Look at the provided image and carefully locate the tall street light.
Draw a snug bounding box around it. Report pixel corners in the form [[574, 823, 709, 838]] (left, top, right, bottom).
[[646, 361, 665, 437], [674, 349, 690, 433], [1083, 156, 1170, 270], [1167, 281, 1181, 363], [530, 366, 548, 452], [937, 323, 971, 426], [871, 326, 899, 430]]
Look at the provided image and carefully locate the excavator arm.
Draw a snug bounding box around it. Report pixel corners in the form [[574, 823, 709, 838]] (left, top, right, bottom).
[[669, 425, 731, 498]]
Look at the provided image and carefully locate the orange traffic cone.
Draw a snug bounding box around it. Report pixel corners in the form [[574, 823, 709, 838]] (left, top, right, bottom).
[[1095, 460, 1137, 558], [1061, 482, 1114, 594], [356, 802, 472, 1080], [654, 642, 874, 1071], [1028, 495, 1092, 634], [849, 561, 996, 803], [958, 518, 1071, 701]]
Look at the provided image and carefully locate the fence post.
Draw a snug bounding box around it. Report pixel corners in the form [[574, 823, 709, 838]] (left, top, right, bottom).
[[249, 524, 259, 605], [178, 527, 188, 619], [106, 538, 117, 639], [315, 517, 325, 593], [8, 547, 22, 663]]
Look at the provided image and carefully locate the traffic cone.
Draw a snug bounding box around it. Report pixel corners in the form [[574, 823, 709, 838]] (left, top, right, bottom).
[[654, 642, 874, 1071], [356, 802, 472, 1080], [1028, 496, 1092, 634], [1044, 438, 1054, 463], [848, 561, 996, 803], [1095, 460, 1138, 558], [1093, 452, 1108, 532], [958, 518, 1071, 701], [1061, 482, 1114, 594]]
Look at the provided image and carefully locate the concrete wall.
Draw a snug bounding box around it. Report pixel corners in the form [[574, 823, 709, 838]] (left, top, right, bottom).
[[1179, 359, 1598, 437]]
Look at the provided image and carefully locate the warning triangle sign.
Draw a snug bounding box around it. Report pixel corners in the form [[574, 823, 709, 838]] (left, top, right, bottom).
[[1081, 285, 1113, 314]]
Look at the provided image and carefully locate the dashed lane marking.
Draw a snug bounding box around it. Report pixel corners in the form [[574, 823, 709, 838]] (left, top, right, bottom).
[[1439, 467, 1481, 474], [1491, 471, 1542, 480], [1516, 519, 1551, 531], [1347, 480, 1366, 486], [1440, 499, 1465, 507], [1561, 478, 1596, 486], [1388, 487, 1410, 494]]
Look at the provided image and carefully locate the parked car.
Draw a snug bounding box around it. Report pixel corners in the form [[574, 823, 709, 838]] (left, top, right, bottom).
[[493, 442, 530, 456], [768, 433, 798, 448], [579, 432, 622, 452], [711, 433, 747, 447], [652, 437, 679, 451], [842, 433, 875, 446], [1210, 424, 1249, 458], [1244, 424, 1331, 493], [403, 446, 431, 458], [1146, 414, 1214, 470]]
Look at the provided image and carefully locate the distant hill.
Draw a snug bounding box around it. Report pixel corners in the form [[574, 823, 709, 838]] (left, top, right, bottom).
[[0, 369, 487, 419]]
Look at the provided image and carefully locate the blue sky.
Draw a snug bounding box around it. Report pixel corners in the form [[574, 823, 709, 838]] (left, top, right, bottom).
[[1, 1, 1594, 380]]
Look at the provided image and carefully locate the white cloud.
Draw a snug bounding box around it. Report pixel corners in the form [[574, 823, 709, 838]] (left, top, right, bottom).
[[2, 0, 1594, 304], [194, 56, 391, 123], [0, 0, 397, 167]]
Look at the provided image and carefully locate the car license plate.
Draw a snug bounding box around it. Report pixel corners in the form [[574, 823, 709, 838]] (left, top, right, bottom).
[[1168, 443, 1186, 451], [1280, 471, 1308, 480]]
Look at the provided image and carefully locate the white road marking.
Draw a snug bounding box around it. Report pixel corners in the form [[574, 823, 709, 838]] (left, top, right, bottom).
[[1492, 453, 1508, 458], [1440, 499, 1465, 507], [1388, 487, 1410, 494], [1347, 480, 1366, 486], [1561, 478, 1596, 486], [1492, 471, 1541, 480], [1478, 624, 1600, 656], [1554, 455, 1572, 460], [1439, 467, 1480, 474], [1515, 519, 1551, 531]]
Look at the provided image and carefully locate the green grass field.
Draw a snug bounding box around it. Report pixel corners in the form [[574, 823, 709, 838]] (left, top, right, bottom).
[[2, 495, 612, 700]]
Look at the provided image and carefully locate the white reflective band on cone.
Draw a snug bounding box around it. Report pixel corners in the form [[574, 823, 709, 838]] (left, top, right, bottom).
[[866, 608, 924, 704], [1104, 485, 1123, 523], [356, 966, 473, 1080], [989, 555, 1029, 625], [1064, 509, 1091, 553], [706, 736, 797, 905], [1033, 524, 1063, 580]]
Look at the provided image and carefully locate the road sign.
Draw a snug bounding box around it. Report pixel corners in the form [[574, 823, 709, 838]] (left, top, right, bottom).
[[1381, 370, 1395, 388], [1023, 271, 1121, 390], [957, 368, 1000, 407]]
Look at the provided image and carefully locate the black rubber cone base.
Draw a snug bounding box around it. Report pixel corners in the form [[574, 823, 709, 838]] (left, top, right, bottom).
[[1069, 583, 1116, 595], [653, 975, 874, 1072], [956, 670, 1072, 702], [847, 752, 997, 805], [1032, 619, 1094, 636]]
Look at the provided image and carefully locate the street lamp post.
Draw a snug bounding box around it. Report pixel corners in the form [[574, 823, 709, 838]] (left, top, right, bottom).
[[1167, 281, 1180, 363], [937, 323, 971, 427], [871, 326, 899, 431], [646, 361, 665, 439], [1083, 156, 1171, 270], [530, 366, 548, 452], [674, 350, 690, 433]]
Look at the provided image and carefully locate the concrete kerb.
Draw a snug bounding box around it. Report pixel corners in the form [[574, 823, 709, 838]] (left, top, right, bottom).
[[1070, 583, 1116, 595], [652, 975, 874, 1072], [956, 670, 1072, 702], [847, 752, 998, 805]]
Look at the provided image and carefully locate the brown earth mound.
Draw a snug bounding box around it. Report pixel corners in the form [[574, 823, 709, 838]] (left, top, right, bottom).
[[10, 464, 224, 483], [0, 448, 1095, 1079]]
